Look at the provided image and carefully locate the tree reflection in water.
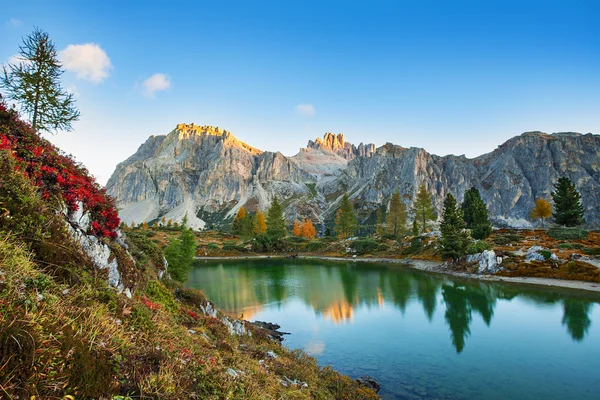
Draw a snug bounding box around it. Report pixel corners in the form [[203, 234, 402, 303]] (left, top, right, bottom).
[[188, 259, 596, 350]]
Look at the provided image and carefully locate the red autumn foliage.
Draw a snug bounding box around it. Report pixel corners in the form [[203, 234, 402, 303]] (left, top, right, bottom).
[[186, 309, 199, 320], [140, 296, 160, 310], [0, 102, 120, 238]]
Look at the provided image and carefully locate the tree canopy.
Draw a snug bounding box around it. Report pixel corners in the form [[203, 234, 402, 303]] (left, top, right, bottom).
[[386, 190, 407, 236], [552, 177, 585, 227], [335, 193, 357, 239], [440, 193, 470, 260], [530, 198, 552, 228], [1, 28, 79, 134], [266, 196, 286, 240], [461, 187, 491, 239], [412, 184, 437, 234]]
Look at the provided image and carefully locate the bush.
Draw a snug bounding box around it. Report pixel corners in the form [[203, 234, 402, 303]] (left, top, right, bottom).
[[207, 243, 219, 250], [466, 240, 492, 255], [547, 227, 588, 241], [222, 244, 247, 252], [539, 250, 553, 260], [402, 237, 422, 255], [493, 234, 522, 245], [583, 247, 600, 256], [306, 241, 326, 252], [558, 243, 574, 249], [350, 238, 379, 255], [251, 234, 275, 252]]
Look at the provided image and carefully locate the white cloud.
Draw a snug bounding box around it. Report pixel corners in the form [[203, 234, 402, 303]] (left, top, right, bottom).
[[295, 103, 316, 116], [8, 18, 22, 28], [59, 43, 112, 83], [142, 73, 171, 97]]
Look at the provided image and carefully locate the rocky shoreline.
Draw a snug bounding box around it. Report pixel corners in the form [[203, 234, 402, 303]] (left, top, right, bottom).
[[195, 255, 600, 294]]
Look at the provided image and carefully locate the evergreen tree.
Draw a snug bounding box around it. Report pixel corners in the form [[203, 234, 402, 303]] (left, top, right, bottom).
[[530, 198, 552, 228], [164, 214, 196, 282], [375, 208, 385, 236], [232, 207, 246, 235], [241, 213, 255, 238], [551, 177, 585, 227], [386, 191, 407, 236], [440, 193, 470, 260], [412, 184, 437, 234], [266, 196, 286, 240], [412, 220, 419, 236], [1, 28, 79, 133], [335, 193, 357, 238], [254, 210, 267, 234], [461, 187, 492, 240]]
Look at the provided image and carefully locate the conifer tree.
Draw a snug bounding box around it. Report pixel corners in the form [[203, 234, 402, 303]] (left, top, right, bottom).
[[164, 214, 197, 282], [552, 177, 585, 227], [1, 28, 79, 133], [412, 184, 437, 234], [254, 210, 267, 234], [375, 208, 385, 236], [461, 187, 492, 240], [232, 207, 246, 235], [293, 220, 302, 236], [386, 191, 407, 236], [266, 196, 286, 240], [530, 198, 552, 228], [440, 193, 470, 260], [241, 213, 255, 238], [335, 193, 357, 239], [412, 220, 419, 236], [301, 219, 317, 239]]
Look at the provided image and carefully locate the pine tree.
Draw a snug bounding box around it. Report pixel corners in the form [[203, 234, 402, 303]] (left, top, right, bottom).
[[412, 220, 419, 236], [440, 193, 471, 260], [386, 191, 407, 236], [412, 184, 437, 234], [164, 214, 196, 282], [375, 208, 385, 236], [254, 210, 267, 234], [552, 177, 585, 227], [530, 198, 552, 228], [241, 213, 255, 238], [292, 220, 302, 236], [335, 193, 357, 238], [301, 219, 317, 239], [232, 207, 246, 235], [1, 28, 80, 133], [461, 187, 491, 240], [266, 196, 286, 240]]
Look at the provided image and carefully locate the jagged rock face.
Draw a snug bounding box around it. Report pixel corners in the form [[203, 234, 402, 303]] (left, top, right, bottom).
[[306, 132, 375, 160], [107, 127, 600, 229]]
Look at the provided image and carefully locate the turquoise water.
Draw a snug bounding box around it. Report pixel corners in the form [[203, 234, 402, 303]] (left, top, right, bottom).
[[186, 259, 600, 400]]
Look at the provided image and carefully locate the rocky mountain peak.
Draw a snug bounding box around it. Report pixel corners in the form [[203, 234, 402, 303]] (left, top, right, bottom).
[[305, 132, 376, 160], [175, 123, 229, 138]]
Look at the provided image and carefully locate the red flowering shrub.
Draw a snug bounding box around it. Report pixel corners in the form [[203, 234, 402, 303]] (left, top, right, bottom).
[[0, 102, 120, 238]]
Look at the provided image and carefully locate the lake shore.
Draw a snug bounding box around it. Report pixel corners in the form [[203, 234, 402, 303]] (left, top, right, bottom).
[[195, 255, 600, 294]]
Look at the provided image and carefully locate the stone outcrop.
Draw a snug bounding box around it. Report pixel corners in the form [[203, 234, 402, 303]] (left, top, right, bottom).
[[107, 125, 600, 229]]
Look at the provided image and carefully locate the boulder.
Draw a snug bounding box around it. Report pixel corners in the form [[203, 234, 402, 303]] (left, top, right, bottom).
[[466, 250, 502, 274], [356, 375, 381, 393]]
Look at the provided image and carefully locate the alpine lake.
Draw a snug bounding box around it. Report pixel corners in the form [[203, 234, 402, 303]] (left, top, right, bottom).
[[186, 258, 600, 400]]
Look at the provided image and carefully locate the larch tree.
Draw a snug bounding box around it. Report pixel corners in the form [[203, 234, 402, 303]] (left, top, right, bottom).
[[412, 184, 437, 234], [232, 207, 247, 235], [551, 177, 585, 227], [335, 193, 357, 239], [530, 198, 552, 228], [254, 210, 267, 234], [1, 28, 79, 133], [292, 220, 302, 236], [301, 219, 317, 239], [386, 191, 407, 236], [164, 214, 197, 282]]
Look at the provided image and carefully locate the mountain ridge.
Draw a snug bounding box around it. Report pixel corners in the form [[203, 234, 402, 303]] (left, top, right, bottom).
[[106, 124, 600, 230]]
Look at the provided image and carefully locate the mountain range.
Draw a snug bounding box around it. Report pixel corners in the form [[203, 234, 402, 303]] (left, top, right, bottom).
[[106, 123, 600, 230]]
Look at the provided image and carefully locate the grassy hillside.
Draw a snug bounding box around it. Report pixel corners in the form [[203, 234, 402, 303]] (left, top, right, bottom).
[[0, 104, 377, 399]]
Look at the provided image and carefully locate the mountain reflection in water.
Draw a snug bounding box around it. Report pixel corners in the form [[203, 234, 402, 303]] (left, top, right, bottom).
[[187, 259, 597, 351]]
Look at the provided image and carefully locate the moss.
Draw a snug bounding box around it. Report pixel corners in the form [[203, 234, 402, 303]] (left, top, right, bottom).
[[547, 227, 588, 240], [145, 280, 179, 315]]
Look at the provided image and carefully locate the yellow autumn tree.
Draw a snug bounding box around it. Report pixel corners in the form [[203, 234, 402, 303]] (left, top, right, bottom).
[[254, 210, 267, 234], [161, 216, 167, 226], [293, 220, 302, 236], [142, 221, 149, 230], [232, 207, 247, 235], [530, 198, 552, 228], [301, 219, 316, 239]]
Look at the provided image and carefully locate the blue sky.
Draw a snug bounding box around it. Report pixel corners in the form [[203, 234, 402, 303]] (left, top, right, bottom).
[[2, 0, 599, 184]]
